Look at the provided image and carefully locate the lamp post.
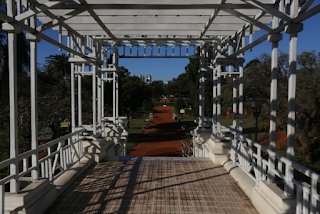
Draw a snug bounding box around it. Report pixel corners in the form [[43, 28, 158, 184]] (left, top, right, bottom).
[[251, 98, 262, 142]]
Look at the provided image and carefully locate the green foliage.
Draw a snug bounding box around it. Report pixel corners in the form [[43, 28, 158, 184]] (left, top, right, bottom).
[[165, 73, 189, 97], [175, 97, 186, 113], [120, 75, 149, 119], [143, 99, 154, 113], [147, 81, 164, 99], [45, 54, 71, 80]]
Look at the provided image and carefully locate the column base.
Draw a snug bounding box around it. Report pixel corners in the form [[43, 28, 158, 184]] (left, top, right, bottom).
[[252, 181, 296, 214], [204, 137, 231, 165]]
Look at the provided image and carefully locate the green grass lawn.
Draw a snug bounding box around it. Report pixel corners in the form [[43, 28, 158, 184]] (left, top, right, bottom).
[[127, 118, 149, 150]]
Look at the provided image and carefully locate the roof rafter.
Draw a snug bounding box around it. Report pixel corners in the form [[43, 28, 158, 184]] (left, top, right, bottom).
[[50, 3, 270, 10], [15, 0, 68, 22], [77, 0, 116, 40], [37, 9, 85, 32], [222, 8, 272, 32], [27, 0, 84, 39], [241, 0, 292, 22], [199, 0, 227, 39]]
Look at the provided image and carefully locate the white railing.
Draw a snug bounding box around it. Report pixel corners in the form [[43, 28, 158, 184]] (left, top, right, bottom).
[[225, 125, 320, 214], [181, 139, 193, 157], [0, 128, 85, 213]]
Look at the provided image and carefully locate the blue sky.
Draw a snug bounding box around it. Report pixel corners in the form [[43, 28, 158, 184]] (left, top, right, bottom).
[[36, 8, 320, 83]]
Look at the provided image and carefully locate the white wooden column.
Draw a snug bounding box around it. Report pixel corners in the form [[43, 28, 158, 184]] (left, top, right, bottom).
[[92, 42, 97, 135], [238, 36, 245, 133], [199, 72, 205, 127], [216, 42, 222, 138], [78, 66, 82, 126], [268, 15, 283, 182], [232, 76, 237, 128], [199, 45, 205, 127], [7, 0, 19, 193], [27, 4, 40, 180], [97, 43, 102, 134], [212, 68, 217, 136], [71, 63, 75, 132], [238, 63, 244, 133], [284, 0, 302, 197]]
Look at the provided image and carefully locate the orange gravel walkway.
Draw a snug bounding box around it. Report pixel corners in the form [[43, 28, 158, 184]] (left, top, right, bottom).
[[129, 106, 184, 157]]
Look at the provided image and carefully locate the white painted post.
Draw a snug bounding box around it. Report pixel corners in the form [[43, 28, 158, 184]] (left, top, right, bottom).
[[217, 42, 222, 138], [112, 45, 117, 123], [238, 36, 245, 133], [268, 15, 282, 182], [92, 42, 97, 136], [114, 44, 119, 124], [71, 63, 75, 132], [199, 45, 205, 127], [29, 2, 39, 180], [97, 71, 102, 134], [78, 66, 82, 126], [199, 72, 205, 127], [212, 67, 217, 136], [238, 63, 244, 134], [232, 77, 237, 128], [284, 0, 302, 197], [7, 0, 19, 193]]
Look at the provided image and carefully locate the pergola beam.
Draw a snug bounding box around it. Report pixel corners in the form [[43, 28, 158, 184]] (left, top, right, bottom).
[[199, 0, 227, 38], [222, 8, 273, 32], [15, 0, 68, 21], [50, 3, 271, 10], [241, 0, 292, 22], [77, 0, 116, 40], [37, 9, 86, 32]]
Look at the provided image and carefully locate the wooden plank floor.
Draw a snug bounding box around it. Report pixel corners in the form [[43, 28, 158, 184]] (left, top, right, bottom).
[[46, 157, 258, 214]]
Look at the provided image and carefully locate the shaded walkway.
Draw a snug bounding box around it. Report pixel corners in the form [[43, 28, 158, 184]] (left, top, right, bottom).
[[46, 157, 258, 214], [130, 106, 185, 156]]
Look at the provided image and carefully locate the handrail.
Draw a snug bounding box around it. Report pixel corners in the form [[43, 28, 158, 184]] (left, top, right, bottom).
[[227, 124, 320, 213]]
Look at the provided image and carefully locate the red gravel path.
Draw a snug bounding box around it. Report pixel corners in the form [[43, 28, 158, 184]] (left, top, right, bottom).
[[129, 106, 184, 157]]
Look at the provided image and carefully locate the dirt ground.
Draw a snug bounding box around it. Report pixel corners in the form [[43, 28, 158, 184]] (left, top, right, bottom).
[[258, 130, 287, 150], [129, 106, 287, 156], [129, 106, 185, 157]]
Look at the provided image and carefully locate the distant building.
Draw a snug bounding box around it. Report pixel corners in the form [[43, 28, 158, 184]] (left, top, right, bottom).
[[146, 75, 152, 84], [165, 78, 177, 85], [155, 80, 164, 86], [137, 74, 145, 82]]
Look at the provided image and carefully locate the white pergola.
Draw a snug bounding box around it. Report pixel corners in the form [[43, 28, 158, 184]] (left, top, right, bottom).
[[1, 0, 320, 213]]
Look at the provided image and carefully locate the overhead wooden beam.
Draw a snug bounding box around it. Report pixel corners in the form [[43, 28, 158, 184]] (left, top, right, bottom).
[[50, 3, 271, 10], [199, 0, 227, 39], [241, 0, 292, 22], [222, 8, 273, 32], [77, 0, 116, 40]]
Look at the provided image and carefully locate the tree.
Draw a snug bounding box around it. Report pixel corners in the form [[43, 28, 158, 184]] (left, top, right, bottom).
[[45, 54, 71, 80], [295, 51, 320, 163], [175, 97, 186, 113], [119, 76, 149, 127], [147, 81, 164, 100]]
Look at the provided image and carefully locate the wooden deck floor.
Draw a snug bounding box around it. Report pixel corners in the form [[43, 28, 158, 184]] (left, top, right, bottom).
[[46, 157, 258, 214]]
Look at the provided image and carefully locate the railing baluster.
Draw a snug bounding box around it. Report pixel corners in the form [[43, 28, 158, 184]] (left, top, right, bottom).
[[45, 159, 48, 178], [296, 184, 302, 214], [23, 158, 27, 172], [41, 162, 44, 178], [48, 147, 53, 181], [311, 178, 317, 214], [303, 186, 309, 214], [0, 184, 4, 214]]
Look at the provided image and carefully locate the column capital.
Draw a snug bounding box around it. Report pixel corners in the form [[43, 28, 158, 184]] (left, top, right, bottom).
[[285, 23, 303, 34], [2, 23, 21, 33], [26, 33, 41, 42], [268, 33, 283, 42]]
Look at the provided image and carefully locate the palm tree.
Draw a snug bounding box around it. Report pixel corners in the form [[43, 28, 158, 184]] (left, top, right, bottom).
[[45, 54, 71, 80]]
